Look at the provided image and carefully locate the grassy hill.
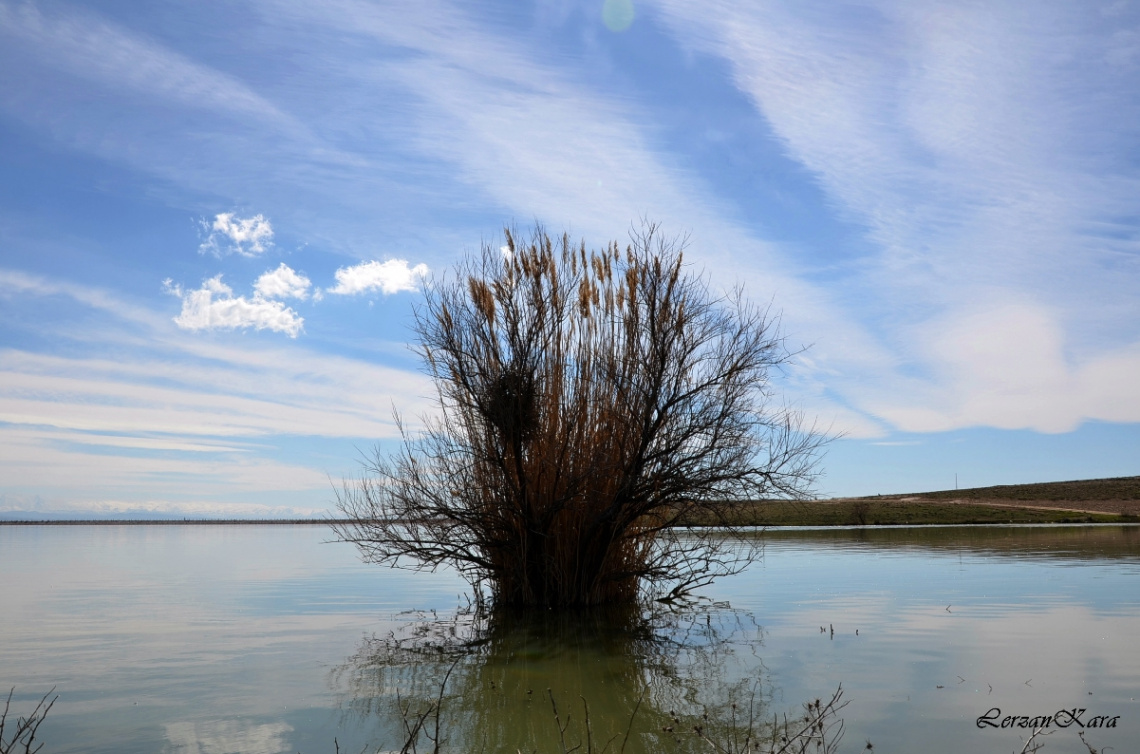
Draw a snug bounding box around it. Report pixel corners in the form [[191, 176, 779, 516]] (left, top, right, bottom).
[[885, 476, 1140, 504], [683, 476, 1140, 527]]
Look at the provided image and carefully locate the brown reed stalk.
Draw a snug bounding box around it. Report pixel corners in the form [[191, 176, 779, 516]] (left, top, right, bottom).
[[333, 222, 824, 607]]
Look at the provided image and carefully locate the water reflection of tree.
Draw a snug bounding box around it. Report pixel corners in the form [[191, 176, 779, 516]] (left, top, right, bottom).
[[331, 604, 838, 754]]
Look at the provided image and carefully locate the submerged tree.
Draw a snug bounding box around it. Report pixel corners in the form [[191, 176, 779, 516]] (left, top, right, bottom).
[[333, 223, 823, 606]]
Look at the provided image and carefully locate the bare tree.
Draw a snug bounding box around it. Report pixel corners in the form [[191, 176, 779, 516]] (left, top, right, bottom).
[[333, 223, 824, 606]]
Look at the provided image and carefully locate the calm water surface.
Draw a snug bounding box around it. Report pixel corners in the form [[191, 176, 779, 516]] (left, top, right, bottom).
[[1, 524, 1137, 753]]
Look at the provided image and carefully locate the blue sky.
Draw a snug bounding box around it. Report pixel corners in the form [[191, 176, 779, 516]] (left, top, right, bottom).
[[1, 0, 1138, 517]]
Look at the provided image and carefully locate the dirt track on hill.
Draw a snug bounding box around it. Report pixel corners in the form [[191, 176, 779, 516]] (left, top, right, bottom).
[[893, 497, 1140, 517]]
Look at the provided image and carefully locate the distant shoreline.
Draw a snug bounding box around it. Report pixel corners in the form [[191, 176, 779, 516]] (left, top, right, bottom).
[[5, 476, 1136, 527]]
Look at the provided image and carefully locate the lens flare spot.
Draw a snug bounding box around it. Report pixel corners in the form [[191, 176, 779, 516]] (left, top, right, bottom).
[[602, 0, 635, 32]]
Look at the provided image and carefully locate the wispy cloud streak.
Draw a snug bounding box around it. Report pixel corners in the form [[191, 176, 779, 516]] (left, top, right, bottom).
[[0, 2, 290, 123], [0, 270, 433, 509], [650, 0, 1140, 432], [254, 0, 892, 436]]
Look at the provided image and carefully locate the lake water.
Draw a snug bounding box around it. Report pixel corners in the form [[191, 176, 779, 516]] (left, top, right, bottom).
[[1, 524, 1137, 753]]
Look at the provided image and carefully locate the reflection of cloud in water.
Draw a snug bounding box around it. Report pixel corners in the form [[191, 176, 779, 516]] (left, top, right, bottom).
[[164, 719, 293, 754]]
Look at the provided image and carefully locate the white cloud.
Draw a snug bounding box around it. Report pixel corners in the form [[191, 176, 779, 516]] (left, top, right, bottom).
[[223, 0, 904, 450], [199, 213, 275, 257], [4, 273, 432, 438], [166, 274, 304, 337], [0, 349, 422, 439], [328, 259, 428, 295], [0, 267, 163, 328], [857, 299, 1140, 434], [0, 1, 370, 249], [0, 427, 327, 496], [648, 0, 1140, 433], [0, 2, 291, 123], [254, 262, 311, 300], [0, 272, 436, 511], [5, 0, 1138, 448]]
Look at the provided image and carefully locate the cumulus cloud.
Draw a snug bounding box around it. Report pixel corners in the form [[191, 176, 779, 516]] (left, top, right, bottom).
[[254, 262, 311, 300], [198, 212, 274, 257], [327, 259, 428, 296], [164, 274, 304, 337]]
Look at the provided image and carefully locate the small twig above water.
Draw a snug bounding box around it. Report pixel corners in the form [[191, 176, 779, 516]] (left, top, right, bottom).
[[1017, 726, 1052, 754], [0, 688, 57, 754]]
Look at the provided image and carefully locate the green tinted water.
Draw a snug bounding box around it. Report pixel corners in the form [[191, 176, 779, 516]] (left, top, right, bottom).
[[1, 524, 1137, 753]]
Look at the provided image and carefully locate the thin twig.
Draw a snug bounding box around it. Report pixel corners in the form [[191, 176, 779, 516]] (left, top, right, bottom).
[[617, 693, 643, 754], [1018, 726, 1053, 754], [0, 688, 57, 754]]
